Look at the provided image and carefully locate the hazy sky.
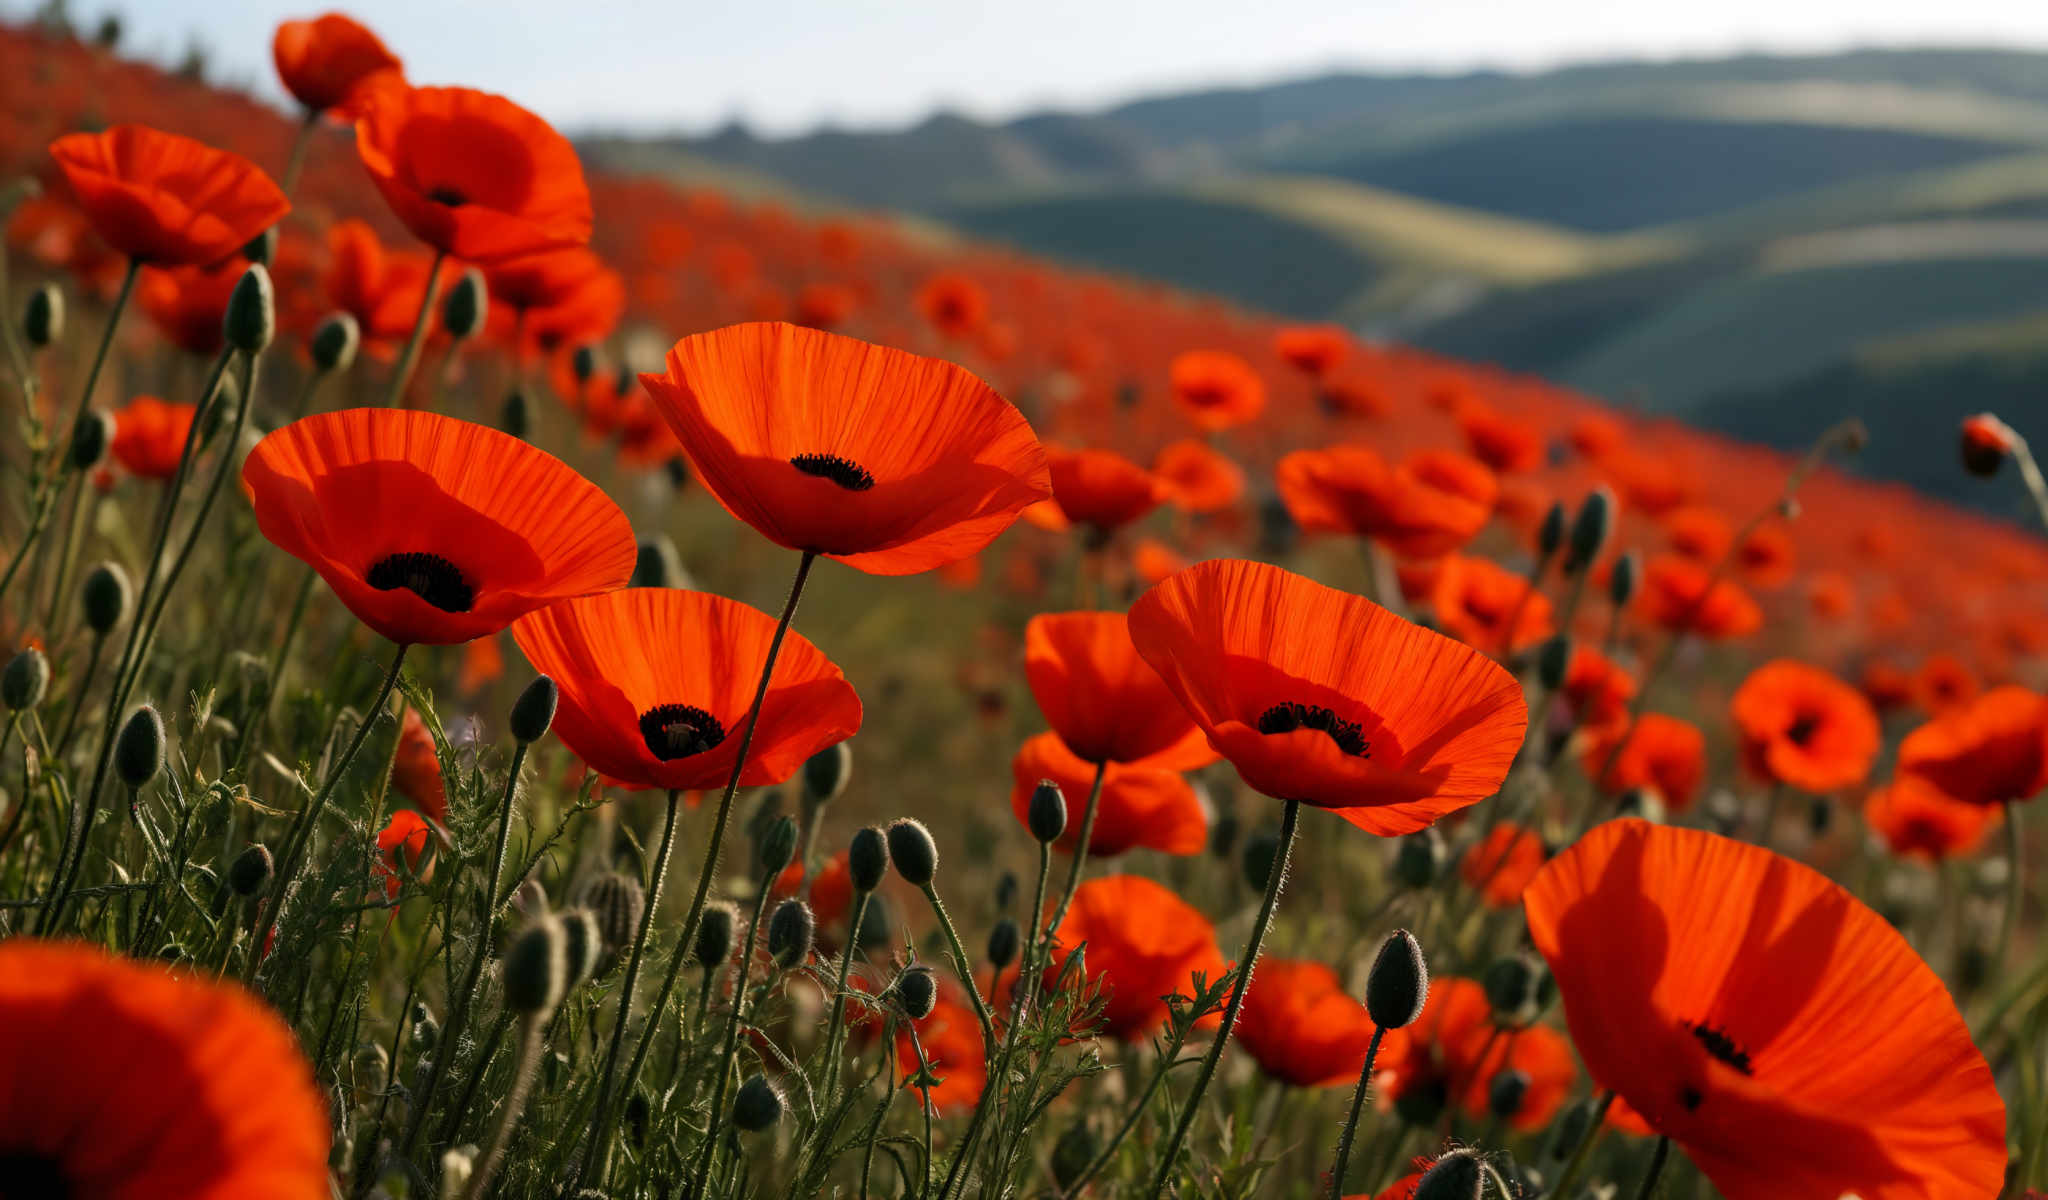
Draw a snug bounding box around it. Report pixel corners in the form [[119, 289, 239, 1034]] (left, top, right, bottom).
[[43, 0, 2048, 136]]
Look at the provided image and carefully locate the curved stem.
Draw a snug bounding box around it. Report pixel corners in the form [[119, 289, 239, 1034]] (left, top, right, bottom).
[[688, 862, 779, 1195], [1999, 800, 2025, 974], [461, 1012, 546, 1200], [55, 257, 139, 455], [383, 250, 446, 408], [1144, 797, 1299, 1198], [1547, 1090, 1617, 1199], [1043, 759, 1108, 942], [921, 880, 998, 1057], [1632, 1136, 1672, 1200], [1328, 1024, 1388, 1197], [281, 109, 319, 197], [820, 888, 873, 1097]]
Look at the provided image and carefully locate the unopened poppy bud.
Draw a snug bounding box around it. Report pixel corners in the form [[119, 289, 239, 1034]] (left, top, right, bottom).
[[575, 871, 645, 955], [443, 268, 487, 339], [67, 409, 112, 470], [767, 898, 815, 967], [1394, 828, 1446, 889], [1412, 1148, 1483, 1200], [1027, 779, 1067, 843], [848, 826, 889, 892], [241, 226, 277, 266], [895, 964, 938, 1019], [803, 740, 853, 803], [1608, 550, 1638, 608], [886, 818, 938, 887], [1209, 811, 1239, 858], [1365, 929, 1428, 1029], [987, 917, 1020, 969], [512, 879, 549, 920], [1536, 500, 1567, 559], [509, 675, 557, 743], [1240, 829, 1280, 892], [114, 704, 165, 788], [2, 647, 49, 711], [310, 313, 359, 374], [1550, 1098, 1594, 1161], [228, 843, 273, 897], [758, 815, 799, 879], [629, 535, 685, 589], [1960, 414, 2015, 478], [23, 282, 62, 348], [80, 561, 131, 635], [994, 871, 1018, 910], [499, 389, 532, 439], [503, 917, 567, 1015], [1564, 487, 1612, 572], [1051, 1122, 1098, 1192], [1488, 1069, 1529, 1118], [223, 262, 274, 354], [1482, 953, 1543, 1024], [694, 902, 738, 968], [559, 907, 603, 984], [732, 1073, 784, 1133], [1808, 796, 1832, 837], [571, 344, 598, 385], [1535, 634, 1572, 691]]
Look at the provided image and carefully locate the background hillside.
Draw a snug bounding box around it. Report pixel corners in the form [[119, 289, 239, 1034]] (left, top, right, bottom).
[[589, 49, 2048, 518]]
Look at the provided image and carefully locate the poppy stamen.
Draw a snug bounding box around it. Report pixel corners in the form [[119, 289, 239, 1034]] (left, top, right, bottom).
[[1785, 713, 1821, 746], [789, 453, 876, 491], [1685, 1021, 1754, 1075], [0, 1152, 71, 1193], [367, 552, 475, 613], [1257, 702, 1370, 757], [428, 186, 467, 207], [639, 703, 727, 761]]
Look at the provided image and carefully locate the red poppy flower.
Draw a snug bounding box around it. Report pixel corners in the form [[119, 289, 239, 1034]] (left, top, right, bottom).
[[1319, 370, 1391, 419], [1959, 413, 2015, 477], [1044, 874, 1227, 1041], [458, 634, 505, 694], [376, 808, 436, 897], [1912, 653, 1980, 715], [809, 851, 855, 953], [49, 125, 288, 266], [1030, 446, 1167, 536], [1132, 537, 1187, 586], [1455, 403, 1543, 474], [390, 707, 446, 824], [1639, 554, 1762, 640], [356, 86, 592, 263], [1864, 776, 2001, 862], [1730, 660, 1880, 793], [1563, 646, 1637, 731], [642, 322, 1049, 574], [1524, 819, 2006, 1198], [914, 271, 988, 340], [109, 395, 196, 480], [1861, 662, 1914, 713], [1737, 524, 1796, 590], [1169, 349, 1265, 431], [242, 408, 637, 646], [1272, 324, 1352, 378], [1584, 713, 1705, 810], [1009, 732, 1206, 857], [1381, 977, 1576, 1131], [1276, 447, 1495, 560], [1460, 823, 1546, 908], [484, 246, 621, 346], [1152, 438, 1246, 513], [511, 588, 862, 793], [893, 978, 989, 1115], [1430, 553, 1554, 654], [1898, 686, 2048, 807], [138, 259, 242, 354], [1664, 506, 1733, 564], [1234, 958, 1389, 1087], [273, 12, 403, 115], [795, 281, 858, 330], [1024, 610, 1213, 768], [324, 219, 454, 353], [0, 940, 330, 1197], [1128, 559, 1527, 833]]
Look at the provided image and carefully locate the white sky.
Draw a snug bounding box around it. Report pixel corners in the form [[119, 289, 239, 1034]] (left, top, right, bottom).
[[34, 0, 2048, 136]]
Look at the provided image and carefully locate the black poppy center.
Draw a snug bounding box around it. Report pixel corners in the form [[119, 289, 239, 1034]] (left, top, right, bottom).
[[1785, 712, 1821, 746], [429, 186, 468, 207], [1685, 1021, 1754, 1075], [1256, 702, 1370, 757], [639, 703, 727, 761], [0, 1151, 73, 1197], [789, 453, 875, 492], [367, 552, 475, 613]]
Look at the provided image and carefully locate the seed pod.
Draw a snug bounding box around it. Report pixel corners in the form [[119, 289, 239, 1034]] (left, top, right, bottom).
[[1240, 829, 1280, 892], [847, 826, 889, 892], [309, 312, 359, 374], [559, 907, 604, 984], [499, 389, 532, 439], [228, 844, 273, 897], [67, 409, 112, 470], [986, 917, 1020, 970], [1413, 1148, 1484, 1200], [575, 872, 645, 955], [895, 965, 938, 1020], [503, 917, 567, 1015], [222, 262, 274, 354], [1365, 929, 1428, 1029], [1482, 954, 1543, 1025], [1564, 487, 1613, 572], [767, 898, 814, 968], [114, 705, 165, 788], [1535, 634, 1572, 692], [241, 226, 277, 266], [803, 740, 853, 803], [1550, 1098, 1594, 1161], [509, 675, 557, 744], [23, 282, 63, 348], [1488, 1068, 1529, 1119], [758, 815, 798, 879], [76, 561, 130, 637], [2, 647, 49, 711], [443, 268, 487, 339], [571, 344, 598, 385], [732, 1073, 784, 1133], [1393, 828, 1446, 889], [1536, 500, 1567, 560], [693, 902, 738, 968], [1608, 549, 1638, 609], [885, 819, 937, 887], [1027, 779, 1067, 844], [994, 871, 1018, 911]]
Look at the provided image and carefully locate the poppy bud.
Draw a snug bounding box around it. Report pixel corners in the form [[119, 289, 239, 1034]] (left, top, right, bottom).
[[886, 818, 938, 887], [23, 282, 62, 348], [848, 826, 889, 892], [767, 898, 814, 967], [67, 409, 112, 470], [499, 389, 532, 439], [694, 902, 738, 968], [1365, 929, 1428, 1029], [627, 536, 681, 589], [241, 226, 277, 266], [994, 871, 1018, 910], [1550, 1098, 1594, 1160], [1027, 779, 1067, 843], [1564, 487, 1612, 573], [663, 456, 691, 490], [575, 872, 645, 955], [896, 964, 938, 1019], [81, 561, 131, 635], [758, 815, 798, 879], [114, 704, 165, 788], [987, 917, 1020, 970], [1535, 634, 1572, 691], [509, 675, 557, 744], [1608, 549, 1638, 608], [1412, 1148, 1483, 1200], [1241, 829, 1280, 892], [444, 268, 487, 339], [223, 263, 274, 354], [1482, 953, 1544, 1024], [2, 647, 49, 711], [1808, 796, 1832, 837], [1051, 1122, 1098, 1192], [513, 878, 550, 920], [1488, 1069, 1529, 1119], [1960, 413, 2015, 478], [559, 907, 604, 984], [228, 844, 273, 897], [310, 313, 359, 374], [803, 740, 853, 803], [503, 917, 567, 1015], [1536, 500, 1567, 560], [572, 344, 598, 385], [732, 1073, 784, 1133]]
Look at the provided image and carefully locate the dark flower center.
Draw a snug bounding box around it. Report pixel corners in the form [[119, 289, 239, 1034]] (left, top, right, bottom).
[[0, 1151, 72, 1197], [429, 186, 468, 207], [639, 703, 727, 761], [1685, 1021, 1754, 1075], [789, 453, 875, 491], [1785, 712, 1821, 746], [1256, 702, 1371, 757], [367, 552, 474, 613]]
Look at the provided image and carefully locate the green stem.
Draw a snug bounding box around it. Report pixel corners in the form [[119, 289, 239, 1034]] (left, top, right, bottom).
[[688, 861, 779, 1195], [1043, 759, 1108, 941], [1548, 1090, 1617, 1199], [1633, 1136, 1672, 1200], [236, 565, 318, 771], [461, 1012, 546, 1200], [1999, 800, 2025, 975], [820, 889, 874, 1097], [281, 109, 320, 197], [1328, 1024, 1388, 1197], [383, 250, 446, 408], [55, 257, 139, 461], [921, 880, 999, 1058]]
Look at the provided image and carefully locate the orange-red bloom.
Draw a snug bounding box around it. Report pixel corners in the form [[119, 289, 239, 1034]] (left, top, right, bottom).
[[109, 395, 196, 480], [324, 219, 455, 353], [139, 259, 243, 354], [376, 808, 436, 897], [1044, 874, 1226, 1041], [511, 589, 862, 793], [391, 707, 446, 824], [1151, 438, 1245, 513], [1035, 446, 1167, 535], [914, 271, 988, 340], [1169, 349, 1265, 431], [1009, 732, 1206, 857], [272, 12, 403, 115], [1128, 560, 1527, 833], [1276, 446, 1495, 559], [1563, 646, 1636, 732], [1429, 553, 1554, 654], [356, 86, 592, 263], [49, 125, 288, 266], [1024, 610, 1213, 768], [1272, 324, 1351, 378], [893, 978, 988, 1114], [1731, 660, 1881, 793], [1381, 976, 1576, 1130], [1455, 403, 1543, 474], [1234, 958, 1388, 1087], [642, 322, 1050, 575], [1865, 775, 2001, 862], [242, 408, 636, 645], [0, 940, 330, 1197], [1639, 554, 1762, 640], [1525, 819, 2006, 1198], [1460, 823, 1547, 908], [1912, 653, 1981, 715], [1898, 686, 2048, 807], [1584, 713, 1705, 810]]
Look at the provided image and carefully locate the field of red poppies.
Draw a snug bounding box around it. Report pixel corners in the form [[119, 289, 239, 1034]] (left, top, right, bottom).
[[1, 12, 2045, 1200]]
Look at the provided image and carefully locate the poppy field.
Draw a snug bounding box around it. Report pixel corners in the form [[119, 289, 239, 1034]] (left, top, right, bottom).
[[4, 12, 2048, 1200]]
